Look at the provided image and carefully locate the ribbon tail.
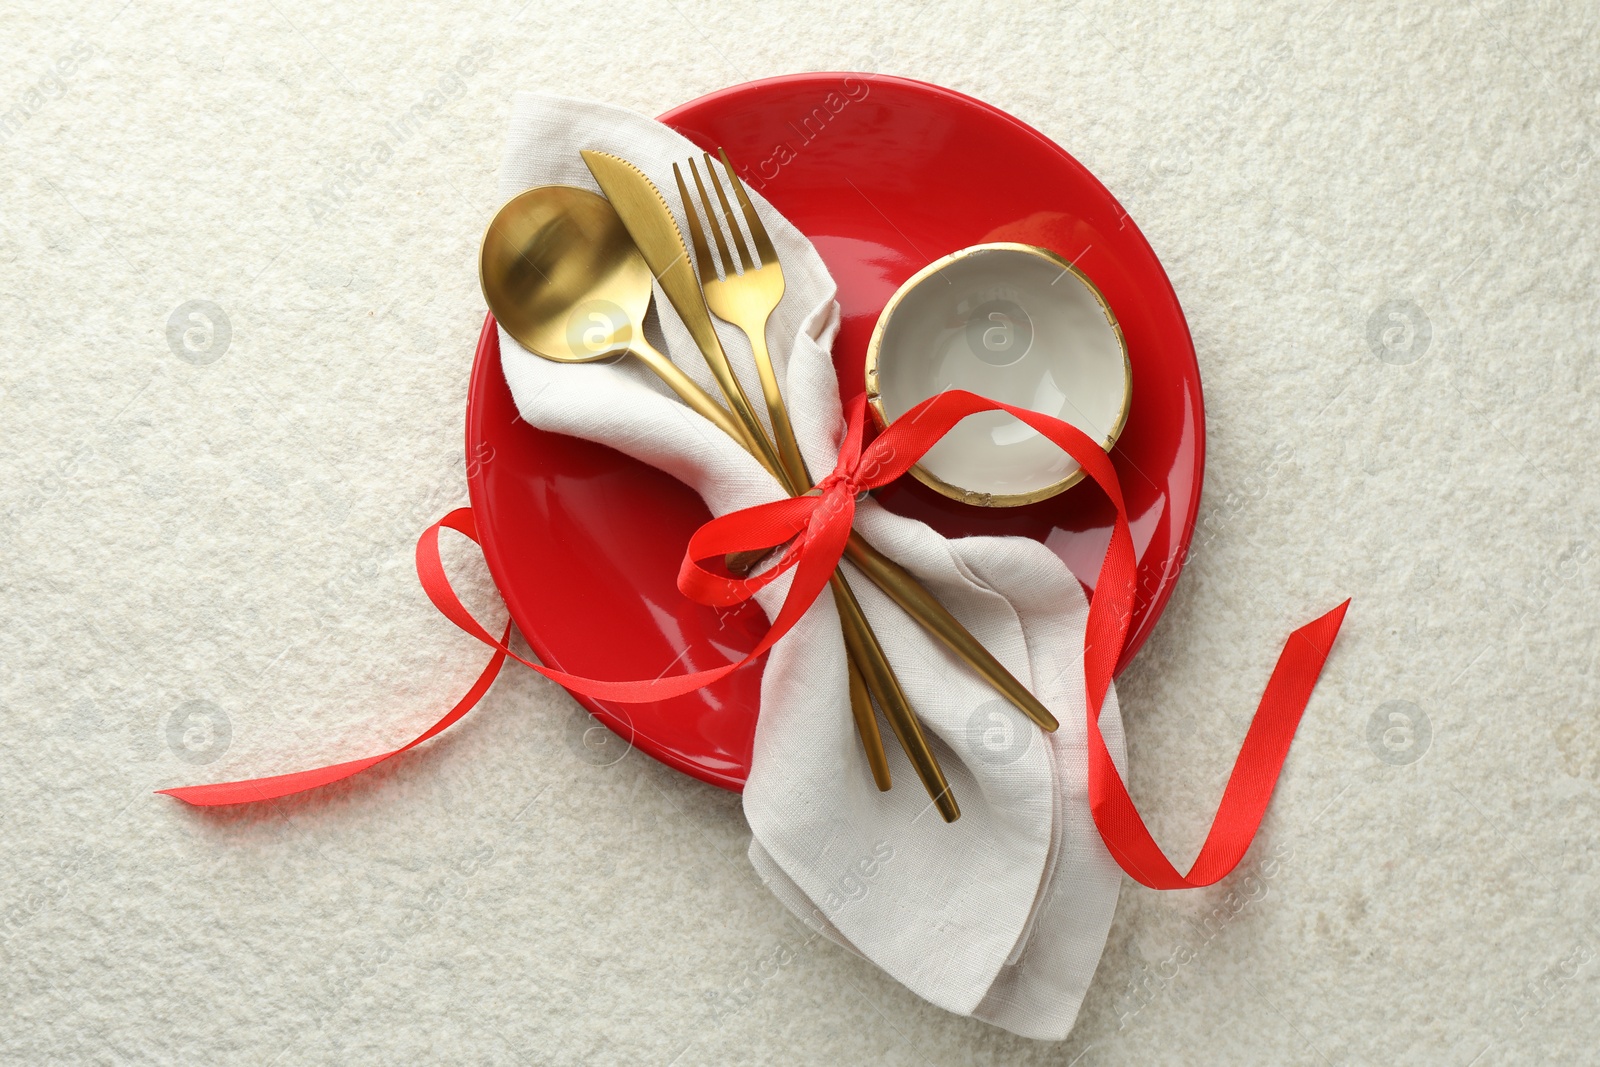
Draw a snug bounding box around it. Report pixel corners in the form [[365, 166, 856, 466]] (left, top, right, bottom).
[[884, 390, 1353, 889], [159, 620, 511, 807], [160, 486, 847, 805], [159, 507, 514, 807], [1088, 598, 1351, 888]]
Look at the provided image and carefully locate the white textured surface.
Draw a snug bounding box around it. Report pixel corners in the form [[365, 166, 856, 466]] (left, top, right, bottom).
[[2, 1, 1596, 1063]]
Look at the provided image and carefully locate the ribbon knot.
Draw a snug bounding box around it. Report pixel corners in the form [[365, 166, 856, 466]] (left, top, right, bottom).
[[812, 468, 863, 504], [812, 394, 874, 499], [674, 395, 878, 614]]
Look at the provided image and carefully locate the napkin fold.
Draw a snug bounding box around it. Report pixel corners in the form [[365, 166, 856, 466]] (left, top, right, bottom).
[[496, 91, 1127, 1040]]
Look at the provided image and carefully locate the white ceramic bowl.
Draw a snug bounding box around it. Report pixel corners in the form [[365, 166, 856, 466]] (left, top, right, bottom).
[[865, 243, 1131, 506]]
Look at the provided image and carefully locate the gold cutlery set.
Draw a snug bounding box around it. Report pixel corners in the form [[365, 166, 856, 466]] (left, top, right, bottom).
[[480, 148, 1058, 822]]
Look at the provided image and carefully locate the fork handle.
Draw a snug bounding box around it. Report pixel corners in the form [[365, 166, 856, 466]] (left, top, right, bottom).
[[678, 337, 952, 813], [741, 326, 955, 803], [746, 324, 812, 494], [744, 321, 1059, 734], [630, 342, 900, 795]]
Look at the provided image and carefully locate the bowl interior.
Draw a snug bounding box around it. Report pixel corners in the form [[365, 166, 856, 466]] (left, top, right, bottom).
[[871, 245, 1129, 504]]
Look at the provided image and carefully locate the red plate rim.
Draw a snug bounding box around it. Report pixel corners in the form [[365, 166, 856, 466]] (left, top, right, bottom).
[[466, 73, 1204, 790]]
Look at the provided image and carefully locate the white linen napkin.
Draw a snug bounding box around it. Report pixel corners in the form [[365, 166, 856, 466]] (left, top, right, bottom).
[[496, 92, 1128, 1040]]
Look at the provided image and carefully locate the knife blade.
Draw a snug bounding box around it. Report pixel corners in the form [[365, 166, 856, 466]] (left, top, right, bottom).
[[579, 149, 781, 475]]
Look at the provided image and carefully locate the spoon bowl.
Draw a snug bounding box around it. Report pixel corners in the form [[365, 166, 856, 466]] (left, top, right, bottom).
[[479, 185, 744, 440], [480, 185, 653, 363]]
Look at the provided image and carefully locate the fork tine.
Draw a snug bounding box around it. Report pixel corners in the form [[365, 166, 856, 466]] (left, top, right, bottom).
[[687, 158, 736, 280], [674, 162, 718, 287], [718, 148, 778, 268], [702, 153, 756, 273]]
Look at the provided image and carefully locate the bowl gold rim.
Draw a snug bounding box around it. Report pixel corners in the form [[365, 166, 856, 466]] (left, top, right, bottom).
[[863, 242, 1132, 508]]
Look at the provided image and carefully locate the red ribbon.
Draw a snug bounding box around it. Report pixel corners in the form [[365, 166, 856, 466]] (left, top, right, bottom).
[[161, 391, 1347, 891]]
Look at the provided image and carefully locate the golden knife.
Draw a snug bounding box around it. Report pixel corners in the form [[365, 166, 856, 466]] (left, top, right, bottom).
[[580, 149, 956, 820]]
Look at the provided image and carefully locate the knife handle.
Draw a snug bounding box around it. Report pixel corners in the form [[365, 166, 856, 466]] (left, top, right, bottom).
[[843, 534, 1059, 733]]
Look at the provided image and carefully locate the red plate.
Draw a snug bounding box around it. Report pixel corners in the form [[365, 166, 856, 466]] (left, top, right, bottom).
[[466, 74, 1204, 791]]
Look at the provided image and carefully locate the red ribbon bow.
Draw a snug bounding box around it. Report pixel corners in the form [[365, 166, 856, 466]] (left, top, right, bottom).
[[162, 390, 1348, 891]]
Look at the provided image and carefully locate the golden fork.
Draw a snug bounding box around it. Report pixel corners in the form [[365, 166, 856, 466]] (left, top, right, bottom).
[[680, 147, 1062, 727], [673, 158, 941, 813]]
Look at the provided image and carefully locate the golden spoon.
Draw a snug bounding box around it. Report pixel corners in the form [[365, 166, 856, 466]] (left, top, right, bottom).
[[479, 184, 904, 804], [478, 185, 744, 436]]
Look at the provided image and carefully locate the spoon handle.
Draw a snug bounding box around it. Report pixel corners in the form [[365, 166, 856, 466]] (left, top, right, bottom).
[[843, 535, 1059, 733], [834, 571, 958, 821], [628, 343, 751, 445], [846, 653, 892, 790]]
